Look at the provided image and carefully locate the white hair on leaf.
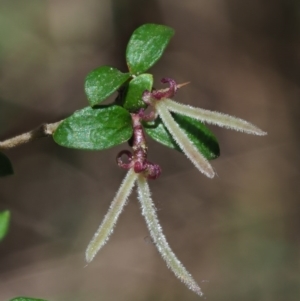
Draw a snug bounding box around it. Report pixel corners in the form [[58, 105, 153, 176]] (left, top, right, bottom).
[[156, 100, 215, 178], [86, 169, 137, 263], [137, 174, 204, 297], [164, 98, 267, 136]]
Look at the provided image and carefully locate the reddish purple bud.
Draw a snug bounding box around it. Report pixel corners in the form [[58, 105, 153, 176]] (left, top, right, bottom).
[[142, 91, 152, 105], [116, 150, 133, 169], [134, 161, 146, 173], [160, 78, 178, 96], [150, 78, 178, 100], [117, 107, 162, 180], [144, 161, 162, 180]]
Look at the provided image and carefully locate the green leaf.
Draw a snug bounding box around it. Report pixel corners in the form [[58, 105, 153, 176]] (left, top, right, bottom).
[[85, 66, 130, 106], [122, 74, 153, 112], [0, 210, 10, 241], [0, 152, 13, 177], [126, 24, 174, 75], [10, 297, 46, 301], [144, 113, 220, 160], [53, 105, 133, 150]]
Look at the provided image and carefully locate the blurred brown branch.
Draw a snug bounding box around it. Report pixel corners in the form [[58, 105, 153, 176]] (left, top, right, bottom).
[[0, 121, 62, 150]]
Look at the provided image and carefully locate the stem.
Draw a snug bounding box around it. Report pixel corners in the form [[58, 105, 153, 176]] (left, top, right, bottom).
[[137, 175, 203, 297], [117, 110, 161, 180], [131, 112, 148, 173], [0, 121, 62, 150]]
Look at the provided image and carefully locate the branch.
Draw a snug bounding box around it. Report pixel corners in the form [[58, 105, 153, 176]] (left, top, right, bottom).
[[0, 121, 62, 150]]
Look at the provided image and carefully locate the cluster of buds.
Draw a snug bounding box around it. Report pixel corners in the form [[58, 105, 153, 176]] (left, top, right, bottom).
[[116, 109, 161, 180]]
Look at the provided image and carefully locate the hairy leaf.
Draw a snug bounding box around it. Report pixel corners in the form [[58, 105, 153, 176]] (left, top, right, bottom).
[[144, 113, 220, 160], [0, 210, 10, 241], [53, 105, 132, 150], [0, 152, 13, 177], [122, 74, 153, 112], [126, 24, 174, 75], [85, 66, 130, 106]]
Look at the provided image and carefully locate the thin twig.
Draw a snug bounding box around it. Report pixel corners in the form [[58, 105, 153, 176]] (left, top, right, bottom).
[[0, 121, 62, 150]]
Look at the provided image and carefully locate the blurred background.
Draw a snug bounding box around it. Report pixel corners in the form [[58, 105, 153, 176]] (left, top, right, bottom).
[[0, 1, 299, 300]]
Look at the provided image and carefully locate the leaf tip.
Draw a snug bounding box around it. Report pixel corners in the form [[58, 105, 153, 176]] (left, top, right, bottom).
[[206, 168, 215, 179], [85, 247, 94, 263], [256, 129, 268, 136]]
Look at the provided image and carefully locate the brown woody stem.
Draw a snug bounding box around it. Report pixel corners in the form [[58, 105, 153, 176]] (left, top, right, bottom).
[[0, 121, 62, 151]]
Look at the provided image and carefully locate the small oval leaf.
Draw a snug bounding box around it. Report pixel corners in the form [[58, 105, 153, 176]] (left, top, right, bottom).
[[85, 66, 130, 106], [144, 113, 220, 160], [9, 298, 48, 301], [0, 210, 10, 241], [126, 24, 174, 75], [123, 74, 153, 112], [0, 152, 13, 177], [53, 105, 133, 150]]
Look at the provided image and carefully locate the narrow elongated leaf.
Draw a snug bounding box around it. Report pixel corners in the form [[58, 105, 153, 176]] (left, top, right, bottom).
[[156, 102, 215, 178], [122, 74, 153, 112], [85, 66, 130, 106], [144, 113, 220, 160], [9, 298, 48, 301], [137, 175, 203, 296], [0, 210, 10, 241], [86, 169, 137, 263], [165, 98, 267, 136], [0, 152, 13, 177], [53, 105, 132, 150], [126, 24, 174, 75]]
